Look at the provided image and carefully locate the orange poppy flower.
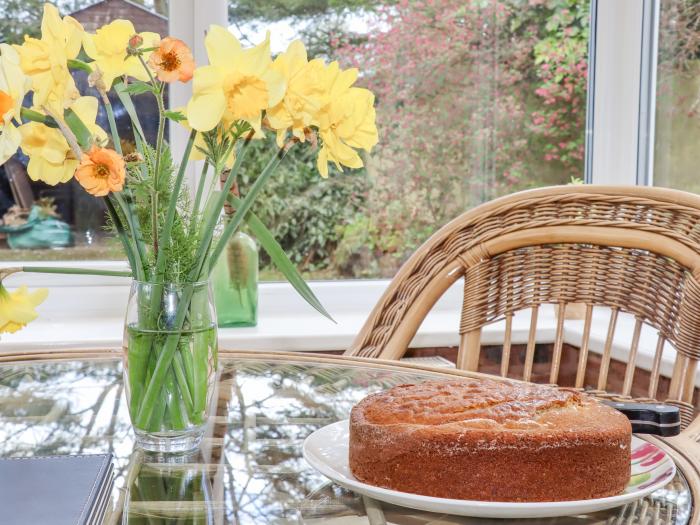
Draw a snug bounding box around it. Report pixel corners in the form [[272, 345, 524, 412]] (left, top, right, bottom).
[[75, 146, 126, 196], [148, 37, 195, 83]]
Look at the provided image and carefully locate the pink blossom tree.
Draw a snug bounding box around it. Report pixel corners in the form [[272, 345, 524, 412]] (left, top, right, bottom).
[[336, 0, 586, 270]]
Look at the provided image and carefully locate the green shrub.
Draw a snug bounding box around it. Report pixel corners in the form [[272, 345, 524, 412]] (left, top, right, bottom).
[[238, 134, 369, 274]]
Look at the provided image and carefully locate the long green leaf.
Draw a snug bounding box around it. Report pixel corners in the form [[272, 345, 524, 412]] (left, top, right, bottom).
[[123, 81, 156, 96], [163, 110, 186, 122], [67, 58, 92, 73], [104, 196, 139, 277], [203, 146, 290, 279], [20, 108, 59, 128], [64, 108, 92, 150], [188, 138, 254, 281], [112, 192, 147, 280], [112, 81, 149, 180], [102, 98, 122, 155], [21, 265, 132, 278], [227, 194, 334, 322], [114, 81, 147, 146]]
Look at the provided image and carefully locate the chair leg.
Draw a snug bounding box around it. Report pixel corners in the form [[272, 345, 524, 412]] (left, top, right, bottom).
[[457, 329, 482, 371]]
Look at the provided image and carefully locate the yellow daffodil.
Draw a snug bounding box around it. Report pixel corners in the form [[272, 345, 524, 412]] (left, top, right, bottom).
[[0, 283, 48, 334], [20, 96, 108, 185], [267, 40, 326, 147], [174, 107, 214, 165], [315, 62, 378, 177], [14, 4, 83, 113], [0, 44, 31, 164], [179, 118, 238, 169], [83, 19, 160, 89], [186, 26, 285, 133]]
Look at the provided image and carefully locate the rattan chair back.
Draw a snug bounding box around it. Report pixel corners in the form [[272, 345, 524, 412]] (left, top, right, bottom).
[[346, 185, 700, 428]]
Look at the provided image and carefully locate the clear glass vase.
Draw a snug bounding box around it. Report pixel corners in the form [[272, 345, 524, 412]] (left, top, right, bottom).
[[212, 231, 258, 327], [123, 280, 218, 453]]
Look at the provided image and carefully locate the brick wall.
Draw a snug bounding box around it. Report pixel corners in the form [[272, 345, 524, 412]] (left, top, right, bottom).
[[70, 0, 167, 36]]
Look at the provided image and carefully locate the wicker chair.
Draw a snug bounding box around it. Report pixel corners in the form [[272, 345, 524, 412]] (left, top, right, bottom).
[[346, 185, 700, 432]]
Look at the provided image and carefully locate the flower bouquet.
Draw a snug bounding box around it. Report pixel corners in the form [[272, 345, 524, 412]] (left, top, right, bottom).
[[0, 4, 377, 452]]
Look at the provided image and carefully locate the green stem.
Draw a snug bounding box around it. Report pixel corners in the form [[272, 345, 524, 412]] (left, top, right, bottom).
[[137, 54, 158, 87], [191, 329, 210, 424], [149, 81, 166, 259], [205, 145, 292, 278], [153, 129, 197, 283], [20, 108, 59, 128], [100, 111, 148, 281], [42, 105, 83, 160], [151, 189, 159, 260], [153, 88, 166, 179], [188, 137, 254, 281], [192, 160, 209, 225], [104, 197, 138, 274], [133, 147, 289, 428], [180, 345, 195, 396], [173, 351, 194, 414], [135, 287, 194, 427], [165, 369, 187, 431], [126, 329, 153, 421], [148, 386, 167, 432], [112, 193, 147, 281]]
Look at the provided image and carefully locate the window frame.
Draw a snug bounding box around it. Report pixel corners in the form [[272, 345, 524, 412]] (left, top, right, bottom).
[[586, 0, 660, 186]]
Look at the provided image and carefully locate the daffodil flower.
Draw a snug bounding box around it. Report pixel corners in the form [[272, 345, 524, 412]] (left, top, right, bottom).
[[186, 26, 285, 133], [173, 107, 235, 169], [267, 40, 326, 148], [13, 4, 83, 114], [83, 19, 160, 89], [0, 44, 30, 165], [0, 283, 48, 334], [315, 62, 378, 178], [19, 96, 108, 185]]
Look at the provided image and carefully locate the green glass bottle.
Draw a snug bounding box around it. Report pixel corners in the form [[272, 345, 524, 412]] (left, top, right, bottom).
[[212, 229, 258, 327], [212, 172, 259, 327]]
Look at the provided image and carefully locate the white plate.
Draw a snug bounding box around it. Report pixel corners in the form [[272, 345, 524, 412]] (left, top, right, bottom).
[[302, 420, 676, 519]]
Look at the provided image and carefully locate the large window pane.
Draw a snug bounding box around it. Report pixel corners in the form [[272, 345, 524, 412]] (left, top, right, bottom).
[[231, 0, 591, 279], [654, 1, 700, 192], [0, 1, 167, 262], [1, 1, 591, 278]]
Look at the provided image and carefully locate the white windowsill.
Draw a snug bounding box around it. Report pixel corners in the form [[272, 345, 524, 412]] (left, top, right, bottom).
[[0, 261, 465, 352], [1, 261, 695, 385]]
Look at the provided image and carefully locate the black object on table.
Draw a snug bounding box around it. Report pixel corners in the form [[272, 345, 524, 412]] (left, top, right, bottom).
[[604, 400, 682, 437], [0, 454, 114, 525]]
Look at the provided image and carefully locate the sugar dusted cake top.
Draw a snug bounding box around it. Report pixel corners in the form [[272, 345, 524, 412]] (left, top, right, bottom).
[[354, 379, 626, 433]]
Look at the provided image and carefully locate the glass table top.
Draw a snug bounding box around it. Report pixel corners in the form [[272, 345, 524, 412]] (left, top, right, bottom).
[[0, 354, 692, 524]]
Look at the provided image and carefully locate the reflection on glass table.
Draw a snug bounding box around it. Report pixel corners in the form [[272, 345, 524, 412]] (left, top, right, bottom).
[[0, 354, 692, 524], [124, 451, 217, 524]]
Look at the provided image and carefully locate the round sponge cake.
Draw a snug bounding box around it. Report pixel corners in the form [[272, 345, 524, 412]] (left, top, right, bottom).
[[349, 379, 631, 502]]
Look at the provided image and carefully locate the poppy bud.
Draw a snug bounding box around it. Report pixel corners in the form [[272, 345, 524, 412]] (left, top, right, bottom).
[[127, 34, 143, 55]]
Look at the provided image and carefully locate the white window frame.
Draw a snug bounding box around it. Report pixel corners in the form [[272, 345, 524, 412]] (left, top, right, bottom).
[[586, 0, 660, 185], [168, 0, 227, 196]]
